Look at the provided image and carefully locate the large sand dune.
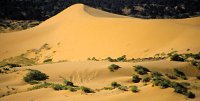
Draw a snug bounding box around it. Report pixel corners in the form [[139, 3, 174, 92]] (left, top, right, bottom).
[[0, 3, 200, 101], [0, 4, 200, 61]]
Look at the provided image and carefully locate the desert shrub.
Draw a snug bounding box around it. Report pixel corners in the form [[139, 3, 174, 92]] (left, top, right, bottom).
[[170, 82, 188, 94], [105, 57, 117, 62], [152, 76, 171, 89], [165, 74, 177, 79], [52, 84, 66, 90], [142, 76, 151, 83], [43, 59, 53, 63], [151, 72, 163, 78], [111, 82, 121, 88], [29, 82, 51, 90], [108, 64, 121, 72], [130, 86, 139, 93], [197, 75, 200, 80], [134, 65, 150, 75], [118, 85, 128, 91], [186, 91, 195, 98], [170, 54, 185, 62], [23, 70, 49, 84], [80, 86, 94, 93], [174, 69, 187, 80], [132, 74, 141, 83], [63, 79, 74, 86], [88, 57, 98, 61], [116, 55, 127, 62]]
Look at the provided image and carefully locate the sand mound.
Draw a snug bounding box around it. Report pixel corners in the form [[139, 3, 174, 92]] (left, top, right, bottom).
[[0, 61, 200, 101], [0, 4, 200, 61]]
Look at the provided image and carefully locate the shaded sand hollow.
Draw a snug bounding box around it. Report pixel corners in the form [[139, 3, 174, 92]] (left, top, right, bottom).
[[0, 3, 200, 101]]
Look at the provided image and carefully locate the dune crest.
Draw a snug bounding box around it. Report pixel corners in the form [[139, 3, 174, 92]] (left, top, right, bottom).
[[0, 4, 200, 61]]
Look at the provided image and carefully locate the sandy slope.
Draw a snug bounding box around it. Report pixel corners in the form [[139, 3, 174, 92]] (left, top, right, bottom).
[[0, 4, 200, 61], [0, 61, 200, 101]]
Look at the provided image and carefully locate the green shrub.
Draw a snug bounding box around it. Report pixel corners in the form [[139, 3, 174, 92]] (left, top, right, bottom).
[[132, 74, 141, 83], [29, 82, 51, 90], [170, 54, 185, 62], [134, 65, 150, 75], [130, 86, 139, 93], [152, 76, 171, 89], [80, 86, 94, 93], [105, 57, 117, 62], [108, 64, 121, 72], [174, 69, 187, 80], [118, 86, 128, 91], [52, 84, 66, 90], [63, 79, 74, 86], [111, 82, 121, 88], [142, 76, 151, 83], [43, 59, 53, 63], [170, 82, 189, 97], [151, 72, 163, 78], [116, 55, 127, 62], [23, 70, 49, 84]]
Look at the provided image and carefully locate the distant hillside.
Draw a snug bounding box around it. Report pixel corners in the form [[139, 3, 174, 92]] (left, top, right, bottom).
[[0, 0, 200, 20]]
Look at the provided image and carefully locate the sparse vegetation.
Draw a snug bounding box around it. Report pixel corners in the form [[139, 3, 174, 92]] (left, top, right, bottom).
[[170, 54, 185, 62], [29, 82, 51, 90], [118, 85, 128, 91], [130, 86, 139, 93], [63, 79, 74, 86], [111, 82, 121, 88], [151, 72, 163, 78], [108, 64, 121, 72], [52, 84, 67, 90], [174, 69, 187, 80], [116, 55, 127, 62], [132, 74, 141, 83], [23, 70, 49, 84], [142, 76, 151, 83], [80, 86, 94, 93], [152, 76, 171, 89], [134, 65, 150, 75]]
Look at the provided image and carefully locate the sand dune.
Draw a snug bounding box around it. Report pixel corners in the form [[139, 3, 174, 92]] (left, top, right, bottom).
[[0, 61, 200, 101], [0, 4, 200, 61], [0, 3, 200, 101]]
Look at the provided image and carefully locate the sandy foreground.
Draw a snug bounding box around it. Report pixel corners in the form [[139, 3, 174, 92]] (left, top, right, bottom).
[[0, 3, 200, 101]]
